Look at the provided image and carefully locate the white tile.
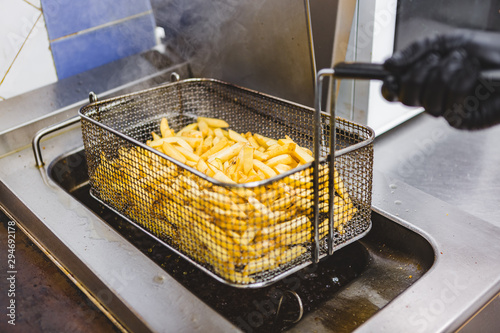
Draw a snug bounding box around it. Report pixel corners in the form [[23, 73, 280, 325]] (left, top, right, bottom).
[[0, 0, 40, 83], [24, 0, 41, 10], [0, 13, 57, 99]]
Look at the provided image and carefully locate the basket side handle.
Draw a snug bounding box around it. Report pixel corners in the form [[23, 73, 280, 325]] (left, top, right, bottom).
[[32, 92, 98, 167], [32, 115, 81, 167]]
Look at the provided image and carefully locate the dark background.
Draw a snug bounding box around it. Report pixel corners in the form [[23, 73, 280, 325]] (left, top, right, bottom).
[[395, 0, 500, 51]]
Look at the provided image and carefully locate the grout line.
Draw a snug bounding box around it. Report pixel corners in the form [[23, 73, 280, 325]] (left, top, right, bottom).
[[0, 13, 43, 87], [49, 10, 153, 43], [23, 0, 42, 11]]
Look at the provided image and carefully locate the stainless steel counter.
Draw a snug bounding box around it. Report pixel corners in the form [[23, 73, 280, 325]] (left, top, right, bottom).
[[374, 111, 500, 228]]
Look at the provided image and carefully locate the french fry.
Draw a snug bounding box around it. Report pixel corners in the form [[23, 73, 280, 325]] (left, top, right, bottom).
[[197, 117, 229, 128], [200, 137, 228, 160], [260, 215, 310, 239], [292, 146, 314, 164], [213, 170, 235, 184], [266, 143, 297, 160], [228, 129, 248, 143], [253, 133, 271, 148], [162, 142, 187, 164], [210, 158, 224, 172], [151, 131, 161, 141], [202, 189, 236, 210], [150, 137, 193, 152], [242, 253, 279, 276], [242, 146, 254, 175], [183, 130, 203, 139], [160, 118, 170, 138], [207, 142, 245, 163], [198, 119, 210, 137], [180, 136, 202, 149], [94, 116, 361, 285], [277, 246, 307, 265], [214, 128, 225, 139], [247, 135, 260, 149], [196, 158, 211, 175], [200, 135, 213, 154], [279, 228, 311, 246], [175, 145, 201, 162], [265, 154, 294, 168], [253, 159, 277, 178], [274, 163, 292, 174], [253, 150, 269, 161], [176, 123, 198, 136], [278, 138, 294, 145]]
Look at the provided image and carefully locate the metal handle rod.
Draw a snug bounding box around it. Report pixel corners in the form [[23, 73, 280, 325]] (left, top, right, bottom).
[[333, 62, 389, 80], [32, 115, 81, 167], [273, 290, 304, 328], [313, 68, 337, 262], [33, 92, 98, 167]]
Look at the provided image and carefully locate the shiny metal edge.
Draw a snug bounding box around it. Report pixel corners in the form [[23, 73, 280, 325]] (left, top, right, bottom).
[[0, 207, 128, 333], [0, 62, 190, 159], [33, 115, 81, 167], [0, 128, 241, 333], [354, 170, 500, 333], [0, 183, 154, 333]]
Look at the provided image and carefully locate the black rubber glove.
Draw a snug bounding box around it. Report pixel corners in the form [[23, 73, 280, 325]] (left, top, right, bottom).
[[382, 30, 500, 130]]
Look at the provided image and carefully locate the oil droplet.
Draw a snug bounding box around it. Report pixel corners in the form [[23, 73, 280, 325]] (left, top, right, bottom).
[[153, 275, 165, 284]]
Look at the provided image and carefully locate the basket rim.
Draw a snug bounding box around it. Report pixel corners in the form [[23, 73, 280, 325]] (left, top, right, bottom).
[[78, 78, 375, 189]]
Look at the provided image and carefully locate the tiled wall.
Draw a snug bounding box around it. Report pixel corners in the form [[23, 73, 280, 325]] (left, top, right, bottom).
[[0, 0, 56, 101], [42, 0, 157, 80], [0, 0, 157, 102]]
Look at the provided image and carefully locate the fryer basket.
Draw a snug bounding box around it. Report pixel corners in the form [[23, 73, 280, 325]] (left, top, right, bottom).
[[79, 78, 374, 288]]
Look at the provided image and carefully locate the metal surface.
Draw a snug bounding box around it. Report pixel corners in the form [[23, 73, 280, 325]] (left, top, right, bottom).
[[1, 12, 500, 328], [2, 112, 500, 331], [274, 290, 304, 325], [48, 147, 433, 332], [0, 137, 240, 333], [79, 78, 373, 287], [157, 0, 316, 107], [458, 293, 500, 333], [0, 50, 189, 158], [0, 209, 123, 333], [373, 112, 500, 228]]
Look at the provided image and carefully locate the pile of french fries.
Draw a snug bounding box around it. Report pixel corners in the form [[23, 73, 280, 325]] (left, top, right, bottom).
[[92, 117, 357, 284]]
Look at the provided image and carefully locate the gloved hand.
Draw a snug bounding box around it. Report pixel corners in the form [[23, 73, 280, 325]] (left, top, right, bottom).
[[382, 29, 500, 130]]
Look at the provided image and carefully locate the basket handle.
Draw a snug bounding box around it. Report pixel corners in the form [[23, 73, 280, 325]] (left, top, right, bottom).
[[32, 115, 81, 167], [313, 68, 338, 263], [32, 92, 98, 167]]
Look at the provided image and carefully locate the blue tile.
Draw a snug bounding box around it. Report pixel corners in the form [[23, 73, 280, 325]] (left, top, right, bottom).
[[51, 14, 156, 79], [41, 0, 153, 40]]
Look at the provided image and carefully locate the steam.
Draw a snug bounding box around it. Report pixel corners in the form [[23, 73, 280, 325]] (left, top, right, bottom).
[[156, 0, 241, 72]]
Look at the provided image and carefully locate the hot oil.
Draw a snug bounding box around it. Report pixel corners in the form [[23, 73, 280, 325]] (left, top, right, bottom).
[[71, 181, 370, 333]]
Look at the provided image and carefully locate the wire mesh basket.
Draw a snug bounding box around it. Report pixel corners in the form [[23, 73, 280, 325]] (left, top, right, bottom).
[[79, 77, 374, 288]]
